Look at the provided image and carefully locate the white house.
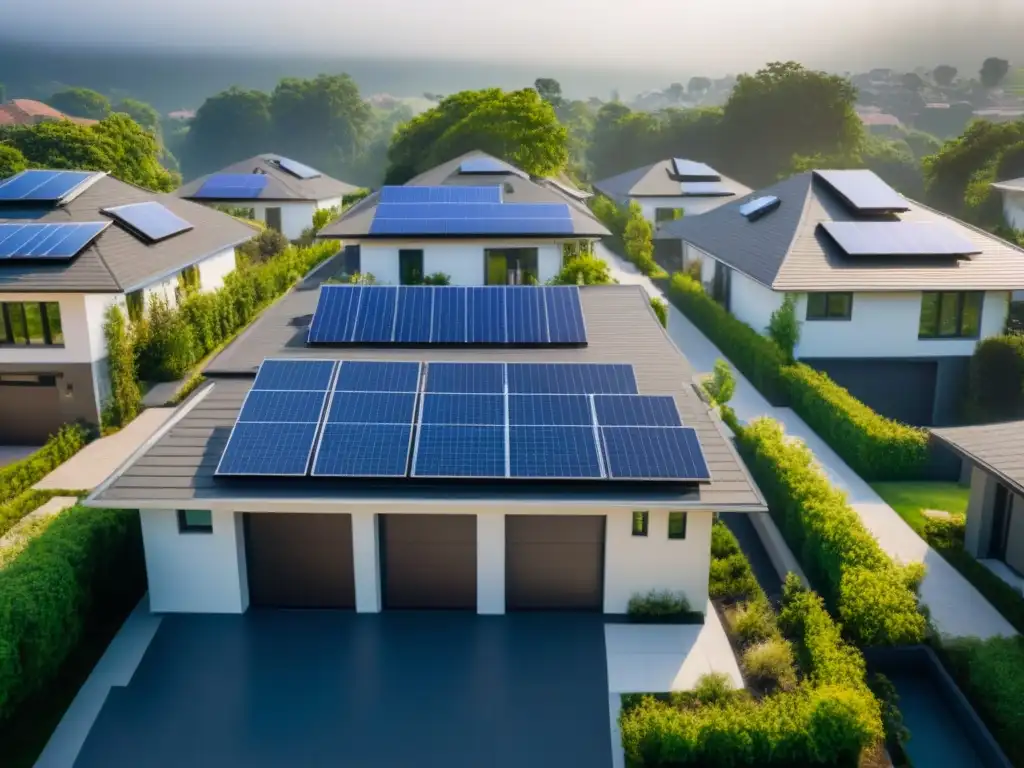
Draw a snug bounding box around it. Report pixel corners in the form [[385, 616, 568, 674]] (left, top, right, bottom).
[[85, 284, 765, 616], [177, 154, 361, 240], [658, 169, 1024, 426], [991, 177, 1024, 231], [317, 151, 610, 285], [0, 169, 256, 443]]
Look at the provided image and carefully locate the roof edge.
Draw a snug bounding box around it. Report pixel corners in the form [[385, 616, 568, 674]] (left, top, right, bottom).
[[929, 427, 1024, 498]]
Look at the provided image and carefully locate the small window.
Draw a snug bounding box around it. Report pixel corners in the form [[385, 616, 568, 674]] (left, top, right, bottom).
[[919, 291, 984, 339], [399, 249, 424, 285], [806, 292, 852, 320], [631, 511, 648, 537], [668, 512, 687, 539], [655, 208, 680, 223], [5, 303, 28, 344], [0, 302, 63, 346], [177, 509, 213, 534], [44, 302, 63, 345]]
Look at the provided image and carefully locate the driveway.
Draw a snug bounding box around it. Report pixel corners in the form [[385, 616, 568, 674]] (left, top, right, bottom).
[[73, 611, 614, 768]]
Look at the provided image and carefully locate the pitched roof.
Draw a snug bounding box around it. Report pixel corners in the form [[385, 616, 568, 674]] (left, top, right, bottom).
[[931, 420, 1024, 497], [317, 151, 610, 240], [177, 154, 361, 203], [0, 99, 98, 127], [88, 278, 765, 512], [658, 172, 1024, 292], [0, 174, 256, 293], [593, 159, 751, 200], [992, 177, 1024, 193]]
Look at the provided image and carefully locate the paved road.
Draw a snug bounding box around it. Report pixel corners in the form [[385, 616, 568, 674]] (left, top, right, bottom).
[[600, 245, 1016, 640]]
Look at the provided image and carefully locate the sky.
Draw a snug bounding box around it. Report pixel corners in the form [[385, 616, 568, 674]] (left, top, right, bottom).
[[1, 0, 1021, 76]]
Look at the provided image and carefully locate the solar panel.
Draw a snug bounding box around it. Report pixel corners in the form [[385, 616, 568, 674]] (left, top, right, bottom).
[[509, 426, 603, 479], [458, 157, 528, 177], [378, 186, 502, 204], [352, 285, 398, 342], [312, 423, 412, 477], [102, 202, 193, 242], [593, 395, 682, 427], [671, 159, 720, 181], [467, 287, 506, 343], [215, 422, 319, 476], [679, 182, 734, 197], [411, 424, 506, 478], [373, 202, 571, 220], [739, 196, 781, 221], [0, 222, 109, 260], [420, 393, 505, 425], [394, 286, 434, 343], [506, 287, 547, 344], [238, 390, 328, 423], [425, 362, 505, 393], [506, 363, 638, 394], [277, 157, 322, 179], [327, 391, 417, 423], [819, 221, 982, 257], [813, 170, 910, 214], [0, 170, 101, 204], [307, 286, 363, 344], [432, 286, 467, 343], [600, 426, 710, 481], [543, 287, 586, 344], [335, 361, 421, 392], [508, 394, 592, 426], [252, 359, 337, 391], [194, 174, 269, 200]]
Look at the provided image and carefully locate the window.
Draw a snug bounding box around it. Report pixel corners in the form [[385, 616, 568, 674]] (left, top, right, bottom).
[[918, 291, 983, 339], [631, 511, 649, 537], [342, 244, 361, 277], [265, 207, 283, 232], [0, 302, 63, 346], [655, 208, 681, 223], [177, 509, 213, 534], [806, 292, 852, 320], [399, 249, 424, 285], [485, 248, 539, 285], [125, 291, 145, 324], [668, 512, 687, 539]]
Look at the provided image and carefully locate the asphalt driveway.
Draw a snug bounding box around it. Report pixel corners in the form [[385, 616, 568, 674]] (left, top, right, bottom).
[[74, 611, 613, 768]]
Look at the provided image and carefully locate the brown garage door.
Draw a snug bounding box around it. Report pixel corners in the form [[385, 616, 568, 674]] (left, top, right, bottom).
[[0, 378, 65, 444], [381, 514, 477, 610], [245, 513, 355, 608], [506, 515, 605, 611]]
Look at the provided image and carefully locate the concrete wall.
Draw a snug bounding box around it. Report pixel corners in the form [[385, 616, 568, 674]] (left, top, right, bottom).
[[728, 270, 784, 333], [635, 195, 736, 223], [196, 247, 237, 292], [355, 240, 565, 285], [1002, 189, 1024, 230], [233, 202, 318, 240], [0, 292, 99, 364]]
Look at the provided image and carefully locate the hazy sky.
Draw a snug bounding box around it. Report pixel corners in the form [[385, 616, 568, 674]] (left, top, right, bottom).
[[2, 0, 1020, 75]]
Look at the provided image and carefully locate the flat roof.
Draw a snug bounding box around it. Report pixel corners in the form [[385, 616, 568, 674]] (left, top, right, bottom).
[[931, 420, 1024, 497]]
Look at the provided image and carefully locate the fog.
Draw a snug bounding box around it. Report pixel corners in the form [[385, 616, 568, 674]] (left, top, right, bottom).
[[1, 0, 1020, 76]]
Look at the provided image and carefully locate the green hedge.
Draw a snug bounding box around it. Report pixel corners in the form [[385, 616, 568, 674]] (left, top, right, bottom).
[[0, 505, 145, 721], [967, 334, 1024, 423], [736, 418, 927, 647], [0, 425, 90, 505], [0, 489, 88, 538]]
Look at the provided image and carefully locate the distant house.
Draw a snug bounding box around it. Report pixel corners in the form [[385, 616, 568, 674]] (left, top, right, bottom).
[[0, 98, 98, 127], [992, 177, 1024, 230], [317, 151, 609, 285], [657, 170, 1024, 426], [593, 159, 751, 226], [177, 154, 361, 240], [0, 169, 255, 443]]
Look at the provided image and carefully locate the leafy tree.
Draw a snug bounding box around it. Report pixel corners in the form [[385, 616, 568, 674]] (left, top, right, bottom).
[[102, 305, 141, 429], [997, 140, 1024, 180], [48, 87, 111, 120], [900, 128, 942, 161], [703, 359, 736, 406], [665, 83, 685, 103], [980, 57, 1011, 88], [923, 119, 1024, 214], [766, 294, 800, 362], [933, 65, 958, 86], [182, 86, 271, 179], [91, 114, 179, 191], [115, 98, 160, 135], [901, 73, 924, 91], [549, 255, 612, 285], [534, 78, 564, 109], [688, 77, 712, 94], [0, 145, 27, 179]]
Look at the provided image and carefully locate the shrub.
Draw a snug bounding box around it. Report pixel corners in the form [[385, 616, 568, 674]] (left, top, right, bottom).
[[0, 425, 90, 504], [312, 205, 340, 232], [743, 638, 798, 691], [0, 488, 87, 538], [731, 596, 779, 646], [649, 296, 668, 327], [867, 673, 911, 759], [628, 589, 691, 618], [766, 294, 800, 362], [703, 358, 736, 406], [967, 334, 1024, 422], [709, 521, 763, 602], [688, 672, 737, 707], [422, 272, 451, 285], [623, 202, 662, 277], [236, 228, 289, 263], [922, 513, 966, 550], [134, 295, 197, 381], [781, 364, 929, 481], [550, 255, 613, 285], [102, 305, 141, 430]]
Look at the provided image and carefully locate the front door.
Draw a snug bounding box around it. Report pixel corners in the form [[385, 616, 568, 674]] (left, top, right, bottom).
[[265, 207, 283, 233]]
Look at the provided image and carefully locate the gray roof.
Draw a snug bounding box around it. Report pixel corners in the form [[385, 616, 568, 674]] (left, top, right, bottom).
[[318, 151, 610, 240], [931, 420, 1024, 497], [0, 175, 256, 294], [177, 154, 361, 203], [658, 172, 1024, 292], [593, 159, 751, 200], [89, 276, 765, 511], [992, 177, 1024, 193]]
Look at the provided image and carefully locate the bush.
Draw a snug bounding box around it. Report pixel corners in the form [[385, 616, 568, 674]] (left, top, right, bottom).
[[0, 425, 90, 504], [623, 202, 662, 277], [709, 522, 763, 601], [649, 296, 668, 327], [102, 305, 141, 430], [766, 294, 800, 362], [628, 589, 691, 619], [967, 334, 1024, 422], [922, 513, 966, 550], [703, 358, 736, 406], [134, 295, 197, 381], [0, 489, 88, 538], [311, 205, 340, 232], [550, 255, 613, 285], [743, 638, 798, 691], [781, 364, 929, 481], [422, 272, 451, 285], [731, 596, 779, 645], [236, 228, 288, 263], [0, 506, 146, 721]]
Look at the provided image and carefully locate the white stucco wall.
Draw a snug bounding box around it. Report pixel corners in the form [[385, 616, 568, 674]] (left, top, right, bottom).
[[0, 292, 124, 365], [1001, 189, 1024, 231], [196, 247, 237, 292], [728, 270, 784, 334], [355, 240, 565, 285], [636, 195, 737, 224], [140, 508, 249, 613], [477, 513, 506, 614], [142, 275, 180, 310], [224, 201, 318, 240]]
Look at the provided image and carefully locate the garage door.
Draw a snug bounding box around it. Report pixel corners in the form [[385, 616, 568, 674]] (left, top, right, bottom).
[[245, 513, 355, 608], [0, 377, 65, 444], [804, 358, 937, 426], [381, 514, 477, 609], [506, 516, 605, 611]]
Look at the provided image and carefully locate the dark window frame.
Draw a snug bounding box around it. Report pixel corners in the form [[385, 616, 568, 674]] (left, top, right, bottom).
[[0, 301, 64, 346], [918, 291, 983, 339], [806, 292, 853, 321], [399, 249, 425, 285], [668, 512, 687, 540], [631, 511, 649, 537], [177, 509, 213, 534]]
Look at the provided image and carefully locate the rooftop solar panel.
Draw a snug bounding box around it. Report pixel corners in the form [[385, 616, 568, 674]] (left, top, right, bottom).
[[394, 286, 434, 343], [671, 159, 720, 181], [378, 186, 502, 204], [352, 285, 397, 342], [102, 201, 193, 242], [508, 426, 603, 479], [679, 182, 734, 197], [215, 422, 319, 476], [193, 173, 269, 200], [432, 286, 468, 343], [0, 222, 109, 260], [425, 362, 505, 393], [593, 395, 682, 427], [458, 157, 528, 177], [544, 287, 587, 344], [420, 393, 505, 425], [739, 196, 781, 221], [819, 221, 982, 257], [312, 423, 412, 477], [276, 157, 322, 179], [335, 361, 421, 392], [0, 170, 102, 204], [506, 363, 638, 394], [506, 287, 547, 344], [508, 394, 592, 426], [238, 390, 327, 423], [326, 391, 417, 423], [307, 286, 363, 344], [252, 359, 337, 391], [467, 287, 507, 344], [600, 426, 710, 481], [813, 170, 910, 213], [411, 424, 507, 478]]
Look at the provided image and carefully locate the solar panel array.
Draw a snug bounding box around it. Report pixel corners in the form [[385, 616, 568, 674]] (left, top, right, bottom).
[[102, 202, 193, 242], [216, 359, 710, 483], [379, 186, 502, 204], [820, 221, 982, 258], [369, 194, 574, 236], [276, 158, 322, 180], [671, 159, 721, 181], [739, 196, 781, 221], [0, 170, 102, 204], [679, 181, 734, 197], [307, 285, 588, 345], [0, 222, 110, 260], [193, 174, 269, 200], [458, 157, 529, 178], [813, 170, 910, 214]]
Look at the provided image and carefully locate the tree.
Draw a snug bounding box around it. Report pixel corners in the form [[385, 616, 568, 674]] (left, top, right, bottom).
[[688, 77, 712, 95], [933, 65, 958, 86], [997, 141, 1024, 181], [182, 86, 271, 179], [703, 359, 736, 406], [665, 83, 685, 103], [534, 78, 564, 109], [923, 119, 1024, 214], [0, 145, 27, 179], [48, 87, 111, 120], [116, 98, 160, 135], [767, 294, 800, 362], [901, 72, 925, 91], [980, 57, 1010, 88], [550, 255, 612, 285]]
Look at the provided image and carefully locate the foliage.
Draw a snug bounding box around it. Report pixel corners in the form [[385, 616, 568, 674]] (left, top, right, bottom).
[[980, 57, 1011, 88], [0, 425, 90, 506], [703, 358, 736, 406], [133, 295, 197, 381], [385, 88, 568, 183], [623, 202, 661, 276], [0, 505, 146, 722], [312, 206, 340, 232], [101, 305, 142, 430], [766, 294, 800, 362], [115, 98, 160, 135], [181, 87, 272, 179], [933, 65, 958, 86], [627, 590, 691, 619], [867, 674, 911, 756], [534, 78, 564, 109], [742, 638, 798, 691], [736, 418, 927, 647], [0, 145, 27, 179], [342, 188, 371, 208], [968, 334, 1024, 421], [421, 272, 451, 286], [47, 87, 111, 120], [689, 76, 712, 94], [708, 522, 763, 603], [0, 489, 88, 539], [549, 255, 613, 285], [731, 597, 779, 646], [236, 228, 289, 264], [649, 297, 668, 327]]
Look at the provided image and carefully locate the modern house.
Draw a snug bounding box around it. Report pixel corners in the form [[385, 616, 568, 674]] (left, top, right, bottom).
[[177, 154, 361, 240], [0, 169, 255, 443], [0, 98, 99, 127], [317, 151, 610, 285], [593, 158, 751, 225], [658, 170, 1024, 426], [991, 177, 1024, 231], [86, 280, 765, 617], [931, 421, 1024, 593]]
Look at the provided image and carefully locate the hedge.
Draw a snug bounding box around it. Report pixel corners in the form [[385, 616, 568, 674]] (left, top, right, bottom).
[[0, 425, 90, 505], [0, 505, 145, 720], [0, 489, 88, 539], [736, 417, 927, 647], [967, 334, 1024, 423]]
